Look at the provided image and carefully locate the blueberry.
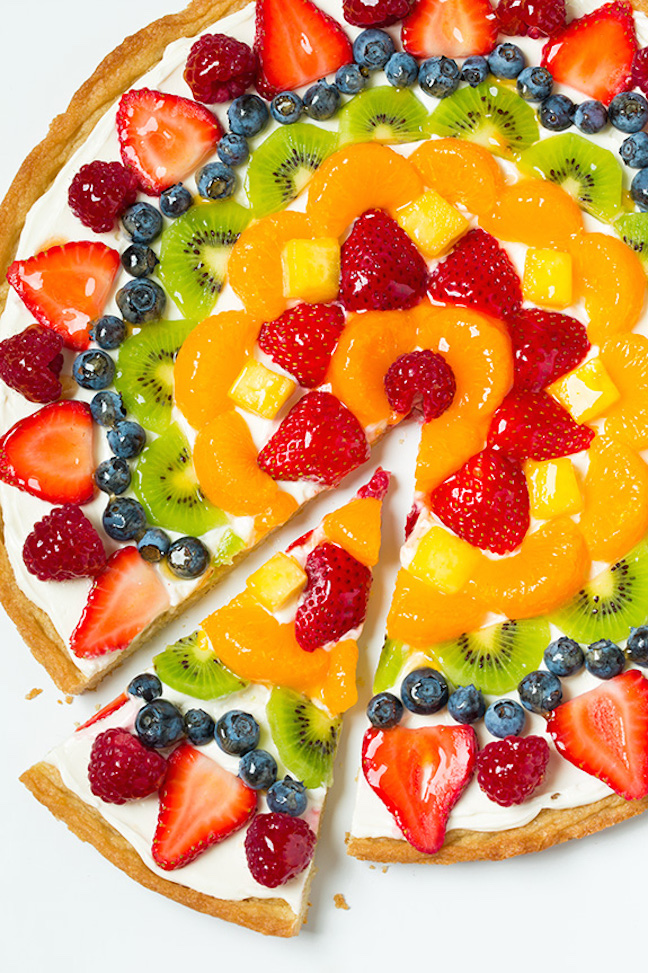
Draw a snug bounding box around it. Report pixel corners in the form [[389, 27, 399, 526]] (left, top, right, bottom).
[[574, 100, 608, 134], [627, 626, 648, 666], [238, 749, 278, 790], [116, 278, 166, 324], [461, 55, 489, 87], [366, 692, 403, 728], [128, 672, 162, 702], [447, 685, 486, 725], [72, 349, 115, 390], [90, 390, 126, 428], [270, 91, 304, 125], [228, 93, 269, 136], [122, 202, 163, 244], [267, 776, 307, 816], [518, 670, 563, 714], [516, 66, 553, 102], [585, 639, 625, 679], [94, 456, 131, 495], [488, 43, 525, 79], [544, 636, 584, 677], [166, 535, 210, 579], [303, 81, 341, 120], [196, 162, 236, 200], [91, 315, 127, 350], [184, 708, 216, 745], [102, 497, 147, 541], [335, 63, 368, 94], [384, 52, 419, 89], [484, 699, 526, 738], [216, 710, 260, 756], [107, 419, 146, 459], [539, 94, 574, 131], [609, 91, 648, 133], [400, 666, 449, 715], [121, 244, 158, 278], [135, 698, 185, 748], [217, 132, 250, 167], [631, 167, 648, 210], [159, 183, 193, 218], [418, 57, 460, 98], [620, 131, 648, 168], [353, 28, 394, 69], [137, 527, 171, 563]]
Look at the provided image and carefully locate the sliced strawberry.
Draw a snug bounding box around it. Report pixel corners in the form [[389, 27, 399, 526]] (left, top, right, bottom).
[[427, 229, 522, 321], [541, 1, 637, 105], [487, 390, 595, 461], [508, 309, 590, 393], [497, 0, 566, 38], [547, 670, 648, 800], [362, 724, 477, 854], [431, 447, 530, 555], [152, 743, 257, 870], [258, 390, 370, 486], [0, 400, 95, 504], [70, 547, 170, 659], [255, 0, 353, 98], [257, 303, 345, 389], [75, 692, 130, 733], [402, 0, 497, 58], [357, 467, 392, 501], [7, 242, 120, 350], [294, 541, 372, 651], [117, 88, 222, 195]]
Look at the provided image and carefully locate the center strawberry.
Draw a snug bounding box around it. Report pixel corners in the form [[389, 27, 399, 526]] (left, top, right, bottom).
[[294, 541, 372, 651]]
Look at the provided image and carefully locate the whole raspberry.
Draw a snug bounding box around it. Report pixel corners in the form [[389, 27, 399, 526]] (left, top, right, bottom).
[[497, 0, 566, 38], [184, 33, 257, 104], [343, 0, 414, 28], [632, 48, 648, 97], [476, 735, 550, 807], [0, 324, 63, 403], [244, 812, 316, 888], [384, 350, 456, 422], [23, 505, 106, 582], [88, 728, 167, 805], [68, 160, 139, 233]]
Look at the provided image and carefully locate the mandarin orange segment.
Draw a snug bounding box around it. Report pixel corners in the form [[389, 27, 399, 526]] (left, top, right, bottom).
[[306, 143, 424, 238], [322, 496, 382, 566], [415, 413, 490, 494], [600, 334, 648, 449], [409, 138, 505, 216], [253, 489, 299, 540], [387, 568, 486, 648], [479, 179, 583, 248], [320, 639, 359, 715]]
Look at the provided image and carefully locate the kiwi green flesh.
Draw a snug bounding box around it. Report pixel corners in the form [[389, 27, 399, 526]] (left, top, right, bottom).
[[616, 213, 648, 270], [133, 423, 227, 535], [338, 86, 428, 146], [266, 687, 341, 789], [519, 133, 623, 223], [157, 201, 251, 319], [154, 629, 247, 700], [373, 638, 410, 694], [426, 81, 539, 159], [213, 528, 245, 565], [246, 123, 338, 219]]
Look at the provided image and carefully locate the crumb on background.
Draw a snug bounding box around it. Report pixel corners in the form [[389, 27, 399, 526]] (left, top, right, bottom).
[[334, 893, 349, 910], [25, 688, 43, 701], [65, 696, 73, 704], [382, 866, 389, 874]]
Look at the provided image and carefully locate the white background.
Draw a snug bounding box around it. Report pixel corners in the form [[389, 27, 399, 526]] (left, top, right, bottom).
[[1, 2, 648, 971]]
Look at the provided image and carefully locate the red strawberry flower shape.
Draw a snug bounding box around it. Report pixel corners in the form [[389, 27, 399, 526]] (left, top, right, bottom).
[[294, 540, 372, 651], [487, 390, 595, 461], [508, 309, 590, 393], [258, 303, 345, 389]]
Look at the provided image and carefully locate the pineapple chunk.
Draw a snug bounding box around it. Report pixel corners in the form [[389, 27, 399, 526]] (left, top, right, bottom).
[[246, 552, 307, 612], [523, 248, 573, 309], [548, 357, 620, 424], [228, 359, 296, 419], [396, 190, 469, 257], [282, 237, 340, 303], [525, 458, 583, 519], [406, 524, 480, 594]]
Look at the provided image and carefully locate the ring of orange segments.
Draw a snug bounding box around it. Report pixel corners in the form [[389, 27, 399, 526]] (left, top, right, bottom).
[[409, 139, 505, 217], [479, 178, 584, 249]]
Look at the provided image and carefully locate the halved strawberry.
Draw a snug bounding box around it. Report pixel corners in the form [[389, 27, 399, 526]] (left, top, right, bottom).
[[0, 400, 95, 504], [541, 1, 637, 105], [294, 541, 372, 651], [257, 303, 345, 389], [6, 242, 120, 350], [362, 724, 477, 854], [70, 547, 170, 659], [547, 670, 648, 800], [254, 0, 353, 99], [75, 692, 131, 733], [152, 744, 257, 870], [508, 309, 590, 393], [402, 0, 498, 58], [117, 88, 222, 195], [487, 390, 595, 461]]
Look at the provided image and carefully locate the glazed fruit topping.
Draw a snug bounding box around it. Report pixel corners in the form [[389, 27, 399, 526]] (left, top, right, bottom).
[[257, 303, 345, 389], [384, 350, 456, 422], [496, 0, 566, 38], [295, 541, 372, 651], [487, 390, 595, 461], [357, 467, 391, 501], [343, 0, 414, 28], [184, 33, 257, 104], [88, 728, 167, 805], [508, 309, 591, 393], [23, 504, 106, 582], [244, 812, 316, 888], [402, 0, 498, 59], [0, 325, 63, 404], [68, 160, 139, 233], [476, 735, 550, 807], [631, 47, 648, 97]]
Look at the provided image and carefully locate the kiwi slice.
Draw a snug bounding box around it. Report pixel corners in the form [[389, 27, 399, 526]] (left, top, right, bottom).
[[266, 687, 341, 789], [426, 81, 539, 159], [373, 638, 411, 694], [615, 213, 648, 270], [518, 133, 623, 223], [158, 201, 251, 319], [133, 423, 227, 535], [213, 528, 245, 565], [552, 539, 648, 644], [114, 319, 195, 434], [431, 617, 550, 695], [154, 629, 247, 700], [338, 86, 428, 146]]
